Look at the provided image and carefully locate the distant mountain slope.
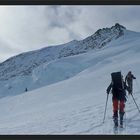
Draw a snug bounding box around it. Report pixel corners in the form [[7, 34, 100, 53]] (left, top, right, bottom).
[[0, 23, 140, 98], [0, 23, 127, 81]]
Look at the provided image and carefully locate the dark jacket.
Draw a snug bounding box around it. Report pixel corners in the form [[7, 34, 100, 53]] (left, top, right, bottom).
[[107, 81, 129, 101], [125, 73, 136, 83]]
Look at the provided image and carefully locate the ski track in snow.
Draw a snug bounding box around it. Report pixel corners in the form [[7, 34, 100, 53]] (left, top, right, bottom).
[[1, 91, 140, 135]]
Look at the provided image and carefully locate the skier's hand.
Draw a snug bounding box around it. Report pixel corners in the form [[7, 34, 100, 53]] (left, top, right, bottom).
[[133, 76, 136, 79]]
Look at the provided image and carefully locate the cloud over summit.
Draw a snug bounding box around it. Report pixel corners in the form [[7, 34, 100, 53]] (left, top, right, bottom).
[[0, 6, 140, 62]]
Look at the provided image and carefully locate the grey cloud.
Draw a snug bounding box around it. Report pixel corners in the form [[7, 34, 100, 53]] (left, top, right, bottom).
[[0, 6, 140, 62], [45, 6, 81, 29], [0, 39, 21, 62]]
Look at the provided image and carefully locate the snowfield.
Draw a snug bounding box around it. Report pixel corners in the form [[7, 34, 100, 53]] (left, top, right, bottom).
[[0, 26, 140, 134]]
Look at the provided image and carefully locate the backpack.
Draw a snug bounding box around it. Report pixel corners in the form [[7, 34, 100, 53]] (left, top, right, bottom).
[[111, 72, 124, 93]]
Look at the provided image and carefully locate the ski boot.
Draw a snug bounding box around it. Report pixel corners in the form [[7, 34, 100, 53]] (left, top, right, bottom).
[[120, 111, 125, 128], [113, 111, 118, 128], [114, 117, 118, 128]]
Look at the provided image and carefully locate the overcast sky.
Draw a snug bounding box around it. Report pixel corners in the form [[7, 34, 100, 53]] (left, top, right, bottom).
[[0, 5, 140, 62]]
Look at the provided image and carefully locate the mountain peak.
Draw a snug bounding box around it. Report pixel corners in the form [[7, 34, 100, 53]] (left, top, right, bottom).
[[93, 23, 126, 38], [111, 23, 126, 30], [82, 23, 126, 50]]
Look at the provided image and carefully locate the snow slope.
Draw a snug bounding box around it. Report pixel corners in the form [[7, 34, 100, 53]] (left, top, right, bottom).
[[0, 23, 128, 98], [0, 28, 140, 134]]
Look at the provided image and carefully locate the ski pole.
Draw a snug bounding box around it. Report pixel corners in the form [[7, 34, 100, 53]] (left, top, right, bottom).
[[124, 104, 127, 130], [131, 94, 140, 113], [103, 93, 109, 123]]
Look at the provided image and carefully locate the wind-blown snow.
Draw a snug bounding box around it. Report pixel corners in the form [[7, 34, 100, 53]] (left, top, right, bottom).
[[0, 24, 140, 134]]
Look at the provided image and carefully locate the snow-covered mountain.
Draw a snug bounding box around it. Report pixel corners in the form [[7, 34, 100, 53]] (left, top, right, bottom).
[[0, 23, 126, 81], [0, 23, 140, 134], [0, 22, 140, 134], [0, 23, 133, 97]]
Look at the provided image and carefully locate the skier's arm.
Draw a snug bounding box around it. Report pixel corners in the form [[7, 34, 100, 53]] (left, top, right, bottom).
[[106, 83, 112, 94], [132, 74, 136, 79]]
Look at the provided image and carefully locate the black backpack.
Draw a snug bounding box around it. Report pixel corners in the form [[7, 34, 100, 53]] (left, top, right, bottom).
[[111, 72, 127, 101], [111, 72, 124, 93]]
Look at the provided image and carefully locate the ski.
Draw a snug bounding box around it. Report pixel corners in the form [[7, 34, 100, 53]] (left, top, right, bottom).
[[113, 126, 118, 135], [120, 124, 123, 129], [113, 118, 119, 135], [113, 125, 125, 134], [113, 117, 126, 134]]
